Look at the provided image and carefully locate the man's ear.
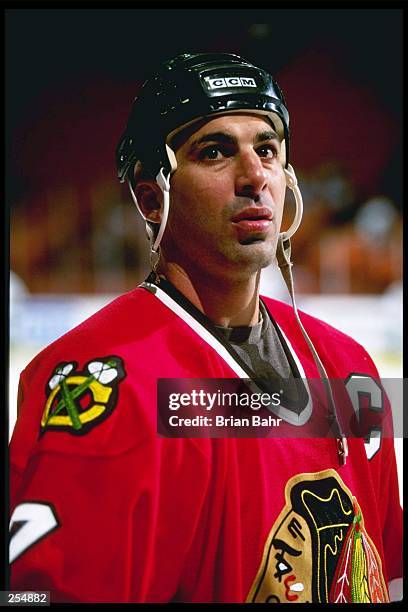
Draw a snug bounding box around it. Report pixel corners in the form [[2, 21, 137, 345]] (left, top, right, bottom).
[[134, 180, 163, 223]]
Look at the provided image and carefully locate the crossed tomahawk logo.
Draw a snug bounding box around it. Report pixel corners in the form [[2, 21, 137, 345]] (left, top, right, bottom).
[[41, 356, 126, 435]]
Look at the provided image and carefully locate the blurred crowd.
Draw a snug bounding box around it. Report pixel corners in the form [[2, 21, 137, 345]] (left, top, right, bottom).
[[287, 164, 402, 295]]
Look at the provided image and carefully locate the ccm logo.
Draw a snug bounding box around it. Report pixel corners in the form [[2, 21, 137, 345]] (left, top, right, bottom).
[[204, 76, 257, 90]]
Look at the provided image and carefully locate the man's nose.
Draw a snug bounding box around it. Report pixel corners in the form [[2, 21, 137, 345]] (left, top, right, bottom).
[[234, 150, 268, 199]]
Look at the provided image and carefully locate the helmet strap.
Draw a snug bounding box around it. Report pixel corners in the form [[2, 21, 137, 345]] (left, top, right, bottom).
[[152, 167, 171, 252], [280, 164, 303, 240], [149, 143, 178, 252], [128, 143, 178, 260], [150, 245, 162, 282]]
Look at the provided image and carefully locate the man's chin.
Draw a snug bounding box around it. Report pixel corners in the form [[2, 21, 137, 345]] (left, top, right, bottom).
[[229, 240, 277, 270]]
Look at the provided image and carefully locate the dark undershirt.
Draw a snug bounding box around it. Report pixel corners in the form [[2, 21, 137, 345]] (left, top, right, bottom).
[[214, 301, 292, 381], [214, 301, 308, 414]]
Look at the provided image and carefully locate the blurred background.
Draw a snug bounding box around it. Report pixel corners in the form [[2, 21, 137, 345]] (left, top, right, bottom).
[[6, 8, 402, 496]]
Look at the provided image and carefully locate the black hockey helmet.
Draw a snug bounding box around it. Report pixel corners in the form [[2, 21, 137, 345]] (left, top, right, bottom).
[[116, 52, 290, 183]]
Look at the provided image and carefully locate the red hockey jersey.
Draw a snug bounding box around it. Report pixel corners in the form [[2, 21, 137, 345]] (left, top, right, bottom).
[[9, 280, 403, 603]]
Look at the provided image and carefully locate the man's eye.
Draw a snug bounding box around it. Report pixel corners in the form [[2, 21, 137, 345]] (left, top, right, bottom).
[[199, 146, 225, 160], [257, 145, 279, 158]]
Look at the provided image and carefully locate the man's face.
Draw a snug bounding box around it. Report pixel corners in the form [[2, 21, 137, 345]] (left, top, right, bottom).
[[161, 114, 287, 281]]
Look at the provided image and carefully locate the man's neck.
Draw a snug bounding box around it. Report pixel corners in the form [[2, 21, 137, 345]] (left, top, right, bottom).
[[159, 262, 260, 328]]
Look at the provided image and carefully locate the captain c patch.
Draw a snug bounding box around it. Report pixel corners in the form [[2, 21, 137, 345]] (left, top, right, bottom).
[[246, 469, 389, 603], [40, 356, 126, 435]]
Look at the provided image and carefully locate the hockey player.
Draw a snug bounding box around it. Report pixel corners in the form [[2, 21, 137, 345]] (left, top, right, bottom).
[[9, 53, 402, 603]]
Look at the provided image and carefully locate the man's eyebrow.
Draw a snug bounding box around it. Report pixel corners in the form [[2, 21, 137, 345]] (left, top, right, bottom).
[[255, 130, 279, 142], [190, 132, 237, 149], [190, 129, 279, 150]]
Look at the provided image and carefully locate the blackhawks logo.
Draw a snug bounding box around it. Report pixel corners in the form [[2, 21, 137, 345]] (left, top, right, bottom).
[[40, 356, 126, 435], [247, 470, 389, 603]]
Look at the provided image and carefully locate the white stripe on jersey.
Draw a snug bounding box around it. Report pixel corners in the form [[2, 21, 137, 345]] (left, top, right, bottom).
[[142, 282, 313, 426]]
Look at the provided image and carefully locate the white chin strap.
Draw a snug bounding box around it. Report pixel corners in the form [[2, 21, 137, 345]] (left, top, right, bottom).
[[128, 144, 176, 258], [151, 168, 171, 253], [129, 170, 170, 253], [281, 164, 303, 241]]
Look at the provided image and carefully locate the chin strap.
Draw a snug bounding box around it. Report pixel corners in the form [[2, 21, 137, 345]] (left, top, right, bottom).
[[152, 168, 171, 253], [128, 144, 177, 272], [277, 166, 348, 465], [282, 164, 303, 240]]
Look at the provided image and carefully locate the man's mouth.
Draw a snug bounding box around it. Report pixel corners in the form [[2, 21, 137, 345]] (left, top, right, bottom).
[[231, 207, 273, 233]]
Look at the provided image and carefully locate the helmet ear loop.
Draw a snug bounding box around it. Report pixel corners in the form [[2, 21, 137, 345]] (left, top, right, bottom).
[[152, 168, 171, 253], [128, 178, 166, 275], [128, 144, 177, 273], [147, 170, 170, 279], [151, 143, 178, 254], [280, 164, 303, 241]]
